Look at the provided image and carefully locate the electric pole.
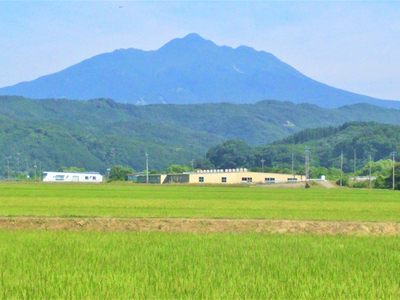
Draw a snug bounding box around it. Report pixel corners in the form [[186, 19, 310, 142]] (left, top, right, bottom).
[[261, 158, 265, 173], [369, 154, 372, 189], [391, 151, 397, 190], [354, 150, 356, 175], [291, 153, 295, 178], [305, 148, 310, 180], [34, 161, 37, 182], [145, 153, 149, 184], [340, 151, 343, 187], [6, 157, 10, 181], [26, 158, 29, 180], [190, 159, 194, 172]]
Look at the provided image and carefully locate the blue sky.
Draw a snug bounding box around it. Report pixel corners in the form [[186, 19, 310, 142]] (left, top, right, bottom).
[[1, 1, 399, 100]]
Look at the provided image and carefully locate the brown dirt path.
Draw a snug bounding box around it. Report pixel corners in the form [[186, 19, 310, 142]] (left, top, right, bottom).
[[1, 217, 399, 235]]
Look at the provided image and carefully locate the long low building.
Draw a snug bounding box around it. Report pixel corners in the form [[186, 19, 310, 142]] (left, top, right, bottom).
[[137, 169, 303, 184], [42, 171, 103, 183]]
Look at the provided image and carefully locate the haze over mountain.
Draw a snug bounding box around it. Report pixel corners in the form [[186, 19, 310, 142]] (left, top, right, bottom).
[[0, 33, 399, 109]]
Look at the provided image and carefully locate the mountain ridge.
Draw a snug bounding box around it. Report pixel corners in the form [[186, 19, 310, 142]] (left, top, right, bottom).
[[1, 33, 399, 108]]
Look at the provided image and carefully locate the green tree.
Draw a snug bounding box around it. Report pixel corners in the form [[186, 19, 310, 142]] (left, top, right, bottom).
[[382, 163, 400, 190], [109, 165, 133, 181], [166, 164, 191, 174], [206, 140, 254, 169], [58, 166, 85, 172]]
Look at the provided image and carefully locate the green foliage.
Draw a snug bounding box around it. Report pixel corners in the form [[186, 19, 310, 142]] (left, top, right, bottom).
[[58, 166, 85, 172], [377, 163, 400, 190], [109, 165, 133, 181], [258, 122, 400, 173], [203, 122, 399, 182], [336, 177, 349, 187], [2, 96, 400, 178], [206, 140, 254, 169], [166, 164, 191, 174], [357, 159, 393, 177], [1, 231, 400, 299]]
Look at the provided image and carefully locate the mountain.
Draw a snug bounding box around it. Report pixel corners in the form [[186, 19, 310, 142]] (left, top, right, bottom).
[[1, 95, 400, 176], [1, 33, 399, 109]]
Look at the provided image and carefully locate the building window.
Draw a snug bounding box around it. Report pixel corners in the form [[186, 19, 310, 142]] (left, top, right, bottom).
[[265, 178, 275, 183], [93, 176, 97, 180], [85, 176, 89, 180], [221, 177, 227, 183], [287, 178, 297, 182], [242, 177, 252, 183], [199, 177, 204, 182], [55, 175, 65, 181]]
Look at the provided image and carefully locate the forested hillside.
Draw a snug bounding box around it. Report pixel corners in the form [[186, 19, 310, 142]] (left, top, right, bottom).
[[1, 96, 400, 176], [207, 122, 400, 173]]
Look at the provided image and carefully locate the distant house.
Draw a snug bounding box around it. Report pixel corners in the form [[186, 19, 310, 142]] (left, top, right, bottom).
[[136, 168, 302, 184], [42, 171, 103, 183]]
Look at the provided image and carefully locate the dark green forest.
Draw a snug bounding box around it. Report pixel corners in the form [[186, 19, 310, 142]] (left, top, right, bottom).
[[206, 122, 399, 175], [1, 95, 400, 177]]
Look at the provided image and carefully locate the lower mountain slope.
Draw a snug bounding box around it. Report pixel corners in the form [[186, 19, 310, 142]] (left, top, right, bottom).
[[1, 95, 400, 175]]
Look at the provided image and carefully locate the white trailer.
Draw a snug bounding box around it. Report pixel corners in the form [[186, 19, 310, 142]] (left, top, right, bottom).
[[42, 171, 103, 183]]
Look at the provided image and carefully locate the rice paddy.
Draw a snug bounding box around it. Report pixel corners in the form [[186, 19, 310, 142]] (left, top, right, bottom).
[[1, 183, 399, 299], [1, 231, 400, 299], [0, 183, 399, 221]]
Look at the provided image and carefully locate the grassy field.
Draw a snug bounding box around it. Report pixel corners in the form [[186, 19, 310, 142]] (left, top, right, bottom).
[[0, 183, 399, 221], [0, 231, 399, 299], [1, 183, 399, 299]]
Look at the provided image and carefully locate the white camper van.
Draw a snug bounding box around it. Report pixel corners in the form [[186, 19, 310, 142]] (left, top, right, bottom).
[[42, 172, 103, 183]]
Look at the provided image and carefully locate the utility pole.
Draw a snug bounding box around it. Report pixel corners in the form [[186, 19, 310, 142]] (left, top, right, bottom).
[[34, 161, 37, 182], [391, 151, 397, 190], [26, 158, 29, 180], [354, 150, 357, 175], [305, 148, 310, 180], [261, 158, 265, 173], [6, 157, 10, 181], [145, 153, 149, 184], [369, 154, 372, 189], [340, 151, 343, 187], [190, 159, 194, 172], [291, 153, 294, 178]]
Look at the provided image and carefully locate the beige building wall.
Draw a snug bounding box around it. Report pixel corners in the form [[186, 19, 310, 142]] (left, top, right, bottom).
[[189, 172, 302, 184]]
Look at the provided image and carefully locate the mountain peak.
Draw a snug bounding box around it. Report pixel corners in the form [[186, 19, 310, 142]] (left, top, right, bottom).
[[182, 33, 205, 41], [158, 33, 217, 53]]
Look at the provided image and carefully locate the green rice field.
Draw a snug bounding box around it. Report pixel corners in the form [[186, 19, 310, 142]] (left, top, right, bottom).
[[0, 183, 399, 221], [1, 231, 400, 299], [1, 183, 400, 299]]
